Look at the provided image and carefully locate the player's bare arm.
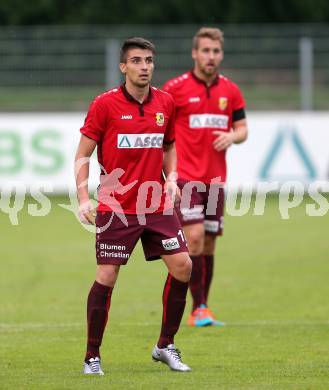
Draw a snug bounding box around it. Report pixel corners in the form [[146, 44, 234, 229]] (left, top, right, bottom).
[[212, 119, 248, 152], [75, 134, 97, 224], [163, 142, 180, 203]]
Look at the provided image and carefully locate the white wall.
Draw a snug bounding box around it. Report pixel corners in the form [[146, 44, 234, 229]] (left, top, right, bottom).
[[0, 112, 328, 194], [227, 112, 329, 186]]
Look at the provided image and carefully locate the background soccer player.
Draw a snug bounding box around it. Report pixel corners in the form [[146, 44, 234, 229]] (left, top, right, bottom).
[[75, 37, 192, 374], [163, 27, 248, 326]]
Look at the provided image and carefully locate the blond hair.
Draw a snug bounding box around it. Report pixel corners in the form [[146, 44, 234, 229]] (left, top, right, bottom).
[[193, 27, 224, 49]]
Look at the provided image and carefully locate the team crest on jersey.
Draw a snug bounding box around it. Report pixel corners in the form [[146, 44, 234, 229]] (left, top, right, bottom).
[[155, 112, 164, 126], [219, 97, 228, 110]]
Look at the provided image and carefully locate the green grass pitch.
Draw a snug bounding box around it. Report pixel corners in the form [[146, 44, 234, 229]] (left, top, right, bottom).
[[0, 195, 328, 389]]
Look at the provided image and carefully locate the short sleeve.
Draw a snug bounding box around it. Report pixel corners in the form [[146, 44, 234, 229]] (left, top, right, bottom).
[[163, 96, 175, 144], [80, 97, 108, 142], [232, 84, 246, 111]]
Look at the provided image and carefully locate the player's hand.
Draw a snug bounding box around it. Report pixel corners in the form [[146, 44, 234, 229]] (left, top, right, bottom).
[[212, 130, 235, 151], [79, 199, 96, 225], [164, 180, 181, 205]]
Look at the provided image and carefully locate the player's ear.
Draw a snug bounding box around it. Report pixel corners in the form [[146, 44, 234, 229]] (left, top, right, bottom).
[[119, 63, 126, 74], [191, 48, 197, 61]]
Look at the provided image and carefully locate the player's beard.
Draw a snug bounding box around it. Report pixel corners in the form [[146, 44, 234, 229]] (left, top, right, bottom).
[[200, 63, 219, 78], [133, 73, 152, 88], [135, 79, 151, 88]]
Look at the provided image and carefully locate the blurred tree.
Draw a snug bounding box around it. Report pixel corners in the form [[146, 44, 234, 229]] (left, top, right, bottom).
[[0, 0, 329, 24], [228, 0, 329, 23]]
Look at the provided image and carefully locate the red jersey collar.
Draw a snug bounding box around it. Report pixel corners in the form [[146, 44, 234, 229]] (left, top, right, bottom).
[[190, 70, 219, 87], [121, 83, 153, 105]]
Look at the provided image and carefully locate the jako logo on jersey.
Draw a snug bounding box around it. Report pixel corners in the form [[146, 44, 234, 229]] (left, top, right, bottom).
[[162, 237, 180, 250], [189, 114, 229, 129], [155, 112, 164, 126], [121, 115, 133, 119], [219, 97, 228, 110], [117, 133, 164, 148], [189, 97, 201, 103]]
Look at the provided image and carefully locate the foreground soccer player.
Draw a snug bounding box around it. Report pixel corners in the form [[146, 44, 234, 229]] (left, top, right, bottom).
[[163, 27, 248, 326], [75, 38, 192, 374]]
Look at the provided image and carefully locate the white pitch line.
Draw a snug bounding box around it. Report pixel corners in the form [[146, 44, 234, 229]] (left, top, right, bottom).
[[0, 322, 82, 331], [0, 320, 328, 332], [228, 320, 329, 326]]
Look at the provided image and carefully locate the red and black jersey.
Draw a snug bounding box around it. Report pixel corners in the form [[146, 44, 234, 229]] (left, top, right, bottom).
[[80, 84, 175, 214], [163, 71, 246, 184]]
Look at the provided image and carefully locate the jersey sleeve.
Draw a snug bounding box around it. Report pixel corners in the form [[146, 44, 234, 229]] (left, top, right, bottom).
[[232, 84, 246, 111], [232, 84, 246, 122], [163, 96, 175, 144], [80, 97, 108, 142]]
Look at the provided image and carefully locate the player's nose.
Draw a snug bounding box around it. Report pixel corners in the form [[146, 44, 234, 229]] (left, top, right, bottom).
[[140, 60, 149, 69]]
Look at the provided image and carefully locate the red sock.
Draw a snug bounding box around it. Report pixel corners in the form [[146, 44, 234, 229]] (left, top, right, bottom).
[[189, 255, 206, 311], [204, 255, 214, 304], [85, 281, 113, 361], [157, 274, 188, 348]]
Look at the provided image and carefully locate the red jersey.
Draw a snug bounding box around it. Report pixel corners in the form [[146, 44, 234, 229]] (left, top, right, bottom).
[[163, 71, 246, 184], [80, 84, 175, 214]]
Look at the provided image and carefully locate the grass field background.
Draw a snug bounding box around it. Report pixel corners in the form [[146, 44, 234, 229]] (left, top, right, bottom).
[[1, 86, 329, 111], [0, 195, 328, 389]]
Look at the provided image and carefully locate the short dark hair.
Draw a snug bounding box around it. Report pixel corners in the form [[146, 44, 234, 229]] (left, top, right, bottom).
[[120, 37, 156, 63]]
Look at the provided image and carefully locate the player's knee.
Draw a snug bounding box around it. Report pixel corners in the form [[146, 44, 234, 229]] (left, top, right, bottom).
[[174, 255, 192, 282], [184, 256, 192, 280], [96, 265, 120, 287], [187, 234, 204, 255]]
